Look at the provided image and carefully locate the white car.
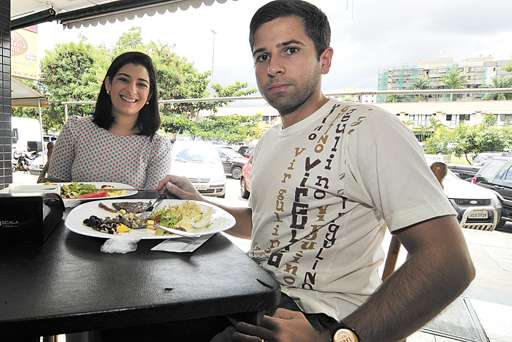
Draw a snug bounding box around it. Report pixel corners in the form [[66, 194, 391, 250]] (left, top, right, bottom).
[[442, 170, 502, 231], [170, 140, 226, 198], [425, 156, 501, 231]]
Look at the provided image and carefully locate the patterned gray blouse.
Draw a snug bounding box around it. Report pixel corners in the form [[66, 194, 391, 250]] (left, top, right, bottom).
[[48, 116, 172, 190]]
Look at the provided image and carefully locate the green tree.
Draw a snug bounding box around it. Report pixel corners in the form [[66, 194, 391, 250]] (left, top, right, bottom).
[[506, 62, 512, 73], [424, 125, 454, 155], [411, 76, 431, 101], [452, 124, 479, 164], [386, 94, 407, 103], [483, 114, 498, 127], [475, 126, 507, 152], [442, 67, 464, 101], [483, 77, 512, 100], [37, 40, 107, 130], [192, 114, 264, 143]]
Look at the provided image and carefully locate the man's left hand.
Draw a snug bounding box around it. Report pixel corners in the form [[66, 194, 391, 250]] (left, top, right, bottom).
[[231, 308, 328, 342]]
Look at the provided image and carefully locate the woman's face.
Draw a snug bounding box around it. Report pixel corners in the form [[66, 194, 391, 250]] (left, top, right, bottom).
[[105, 63, 151, 119]]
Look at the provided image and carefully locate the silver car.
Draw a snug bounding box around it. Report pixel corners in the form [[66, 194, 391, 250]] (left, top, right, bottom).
[[170, 141, 226, 198], [443, 169, 502, 231]]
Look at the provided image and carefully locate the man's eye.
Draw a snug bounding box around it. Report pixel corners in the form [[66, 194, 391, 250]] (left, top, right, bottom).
[[255, 54, 269, 64], [284, 47, 299, 55]]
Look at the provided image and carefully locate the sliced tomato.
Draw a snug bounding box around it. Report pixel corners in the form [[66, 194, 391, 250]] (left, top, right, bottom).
[[78, 191, 109, 199]]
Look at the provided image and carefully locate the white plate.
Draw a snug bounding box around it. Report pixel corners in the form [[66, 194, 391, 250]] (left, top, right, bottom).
[[65, 199, 236, 239], [58, 182, 137, 207]]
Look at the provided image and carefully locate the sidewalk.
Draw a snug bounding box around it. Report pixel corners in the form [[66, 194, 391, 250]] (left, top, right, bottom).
[[391, 227, 512, 342]]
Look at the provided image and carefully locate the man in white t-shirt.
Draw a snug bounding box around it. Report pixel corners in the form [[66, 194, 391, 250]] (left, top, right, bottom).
[[159, 1, 475, 341]]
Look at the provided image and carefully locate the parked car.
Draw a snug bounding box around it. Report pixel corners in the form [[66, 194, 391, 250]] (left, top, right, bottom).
[[216, 146, 247, 180], [472, 152, 512, 167], [170, 141, 226, 198], [447, 164, 480, 181], [237, 145, 254, 158], [443, 169, 502, 231], [471, 157, 512, 228]]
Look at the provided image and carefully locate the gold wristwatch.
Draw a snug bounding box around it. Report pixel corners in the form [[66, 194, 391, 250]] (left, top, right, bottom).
[[326, 321, 360, 342], [332, 328, 359, 342]]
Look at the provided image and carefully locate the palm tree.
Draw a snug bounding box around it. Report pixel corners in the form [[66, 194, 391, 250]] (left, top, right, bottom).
[[411, 77, 431, 101], [483, 77, 512, 100], [442, 68, 464, 101]]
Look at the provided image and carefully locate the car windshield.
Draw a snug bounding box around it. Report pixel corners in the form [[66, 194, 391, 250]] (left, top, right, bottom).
[[477, 159, 508, 181], [173, 144, 218, 163], [219, 148, 243, 159]]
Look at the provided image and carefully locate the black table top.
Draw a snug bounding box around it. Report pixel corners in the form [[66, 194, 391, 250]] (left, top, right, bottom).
[[0, 193, 280, 336]]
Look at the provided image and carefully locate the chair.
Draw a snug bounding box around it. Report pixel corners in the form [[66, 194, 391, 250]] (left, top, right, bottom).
[[37, 141, 54, 183], [382, 162, 447, 280]]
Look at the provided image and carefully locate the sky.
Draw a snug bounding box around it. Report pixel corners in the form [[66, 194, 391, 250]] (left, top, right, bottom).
[[37, 0, 512, 94]]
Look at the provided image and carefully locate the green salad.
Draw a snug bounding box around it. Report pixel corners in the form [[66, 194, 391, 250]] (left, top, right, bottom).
[[61, 182, 98, 198]]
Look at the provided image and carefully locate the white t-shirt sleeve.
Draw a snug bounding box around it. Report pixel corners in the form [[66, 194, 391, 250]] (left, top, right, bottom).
[[344, 107, 456, 232]]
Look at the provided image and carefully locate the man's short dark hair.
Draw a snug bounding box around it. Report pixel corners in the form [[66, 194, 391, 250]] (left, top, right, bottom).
[[93, 51, 160, 138], [249, 0, 331, 59]]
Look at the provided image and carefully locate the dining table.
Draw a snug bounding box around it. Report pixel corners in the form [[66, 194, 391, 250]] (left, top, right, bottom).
[[0, 191, 280, 341]]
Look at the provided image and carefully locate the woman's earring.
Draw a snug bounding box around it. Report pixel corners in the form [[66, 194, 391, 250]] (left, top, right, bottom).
[[146, 101, 150, 105], [106, 90, 110, 95]]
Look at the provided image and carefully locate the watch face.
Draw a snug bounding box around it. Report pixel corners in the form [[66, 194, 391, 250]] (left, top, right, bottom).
[[333, 328, 358, 342]]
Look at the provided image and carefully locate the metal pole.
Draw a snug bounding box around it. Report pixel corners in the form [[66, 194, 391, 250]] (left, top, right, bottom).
[[64, 103, 69, 122], [210, 29, 216, 84], [38, 99, 44, 155]]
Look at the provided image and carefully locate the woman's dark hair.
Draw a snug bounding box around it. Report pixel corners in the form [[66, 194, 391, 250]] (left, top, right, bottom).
[[249, 0, 331, 59], [93, 51, 160, 137]]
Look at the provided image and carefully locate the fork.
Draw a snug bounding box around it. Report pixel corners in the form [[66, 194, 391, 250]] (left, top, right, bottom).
[[139, 193, 167, 220]]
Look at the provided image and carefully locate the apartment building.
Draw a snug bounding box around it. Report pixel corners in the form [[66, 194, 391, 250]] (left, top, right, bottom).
[[377, 56, 512, 102]]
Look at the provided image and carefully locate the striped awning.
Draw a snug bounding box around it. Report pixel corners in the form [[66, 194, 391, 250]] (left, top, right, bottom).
[[11, 0, 238, 30]]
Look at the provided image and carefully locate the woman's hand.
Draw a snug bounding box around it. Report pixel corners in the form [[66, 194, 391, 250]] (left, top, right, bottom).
[[157, 175, 203, 201], [231, 308, 328, 342]]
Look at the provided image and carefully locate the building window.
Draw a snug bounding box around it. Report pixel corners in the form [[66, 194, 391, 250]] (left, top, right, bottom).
[[446, 114, 452, 121], [459, 114, 470, 121]]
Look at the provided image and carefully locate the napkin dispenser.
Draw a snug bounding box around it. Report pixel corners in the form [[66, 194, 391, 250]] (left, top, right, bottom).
[[0, 192, 65, 245]]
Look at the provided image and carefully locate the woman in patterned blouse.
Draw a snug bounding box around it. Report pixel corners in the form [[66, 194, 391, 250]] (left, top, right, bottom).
[[47, 51, 172, 190]]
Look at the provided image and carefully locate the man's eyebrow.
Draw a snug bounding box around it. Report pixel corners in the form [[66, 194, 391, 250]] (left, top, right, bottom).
[[279, 39, 305, 47], [252, 39, 305, 57], [252, 47, 266, 57]]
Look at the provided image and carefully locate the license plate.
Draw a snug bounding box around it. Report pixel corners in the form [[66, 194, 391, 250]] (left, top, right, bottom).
[[468, 210, 488, 219], [194, 184, 208, 191]]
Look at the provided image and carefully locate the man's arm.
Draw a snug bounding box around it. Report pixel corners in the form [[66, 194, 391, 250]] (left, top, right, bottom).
[[342, 215, 475, 341], [231, 215, 474, 342], [157, 175, 253, 239]]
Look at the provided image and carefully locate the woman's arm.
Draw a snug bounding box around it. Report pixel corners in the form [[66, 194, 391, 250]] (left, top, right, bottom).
[[144, 136, 172, 190]]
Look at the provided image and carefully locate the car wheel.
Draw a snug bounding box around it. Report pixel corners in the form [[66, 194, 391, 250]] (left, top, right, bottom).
[[231, 166, 242, 180], [240, 178, 250, 199], [496, 219, 506, 230]]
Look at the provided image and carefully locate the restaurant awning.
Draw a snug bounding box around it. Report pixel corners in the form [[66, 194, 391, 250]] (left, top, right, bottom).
[[11, 77, 48, 108], [11, 0, 238, 30]]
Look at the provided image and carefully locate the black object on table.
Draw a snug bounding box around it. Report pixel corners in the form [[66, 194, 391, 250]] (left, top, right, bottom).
[[0, 191, 280, 341]]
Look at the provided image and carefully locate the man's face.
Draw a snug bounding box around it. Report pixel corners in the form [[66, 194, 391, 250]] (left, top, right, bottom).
[[252, 16, 329, 116]]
